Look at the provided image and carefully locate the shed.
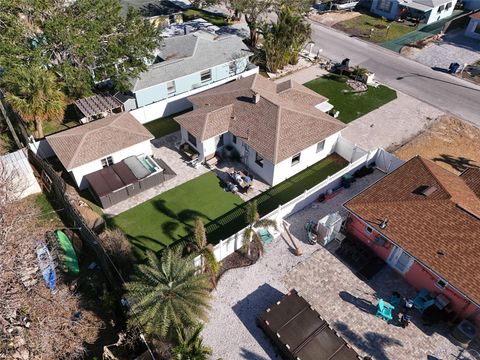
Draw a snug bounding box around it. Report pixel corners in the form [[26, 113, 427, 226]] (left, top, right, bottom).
[[0, 149, 41, 200]]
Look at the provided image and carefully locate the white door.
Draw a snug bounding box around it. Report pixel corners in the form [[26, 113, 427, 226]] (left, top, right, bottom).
[[387, 246, 414, 274]]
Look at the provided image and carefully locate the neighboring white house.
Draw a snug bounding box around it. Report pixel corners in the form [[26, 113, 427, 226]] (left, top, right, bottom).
[[0, 149, 41, 200], [123, 30, 258, 124], [174, 74, 345, 186], [371, 0, 457, 24], [465, 12, 480, 40], [46, 112, 154, 190]]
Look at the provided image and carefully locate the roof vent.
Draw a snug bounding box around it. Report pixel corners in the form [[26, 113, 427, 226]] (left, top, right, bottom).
[[379, 217, 389, 229], [252, 92, 260, 104], [421, 186, 437, 197], [413, 185, 437, 196]]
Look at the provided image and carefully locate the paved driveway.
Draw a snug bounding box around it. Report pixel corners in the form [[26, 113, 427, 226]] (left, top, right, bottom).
[[409, 29, 480, 69]]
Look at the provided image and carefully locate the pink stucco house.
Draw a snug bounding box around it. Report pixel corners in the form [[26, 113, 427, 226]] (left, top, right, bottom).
[[343, 156, 480, 335]]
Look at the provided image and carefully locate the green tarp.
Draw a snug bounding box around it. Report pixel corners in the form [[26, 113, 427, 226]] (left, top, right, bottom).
[[55, 230, 80, 275]]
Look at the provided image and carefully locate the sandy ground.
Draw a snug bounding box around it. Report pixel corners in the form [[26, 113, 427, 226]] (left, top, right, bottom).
[[394, 116, 480, 174], [309, 11, 361, 27]]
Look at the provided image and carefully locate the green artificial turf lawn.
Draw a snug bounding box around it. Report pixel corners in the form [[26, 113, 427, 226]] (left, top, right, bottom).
[[304, 74, 397, 123], [182, 8, 231, 27], [144, 116, 180, 139], [334, 13, 414, 43], [111, 172, 244, 253]]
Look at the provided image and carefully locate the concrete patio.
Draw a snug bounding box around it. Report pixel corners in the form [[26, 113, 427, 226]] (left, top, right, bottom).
[[284, 248, 479, 360]]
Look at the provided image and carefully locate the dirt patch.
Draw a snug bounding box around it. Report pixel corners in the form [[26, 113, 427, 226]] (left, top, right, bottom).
[[394, 116, 480, 174], [309, 11, 361, 27], [460, 62, 480, 85]]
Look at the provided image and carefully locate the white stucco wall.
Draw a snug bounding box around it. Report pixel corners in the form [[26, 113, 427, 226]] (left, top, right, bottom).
[[130, 66, 259, 124], [71, 140, 153, 190], [425, 0, 456, 24], [271, 132, 340, 186], [465, 18, 480, 40]]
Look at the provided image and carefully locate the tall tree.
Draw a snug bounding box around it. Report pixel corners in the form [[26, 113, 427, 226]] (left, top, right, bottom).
[[243, 200, 277, 258], [0, 0, 161, 98], [192, 218, 219, 287], [172, 324, 212, 360], [262, 3, 311, 72], [124, 249, 211, 338], [227, 0, 271, 47], [2, 66, 66, 138]]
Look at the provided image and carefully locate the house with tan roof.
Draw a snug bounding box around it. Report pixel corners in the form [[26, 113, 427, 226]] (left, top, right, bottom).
[[46, 112, 155, 192], [174, 74, 345, 186], [344, 156, 480, 333]]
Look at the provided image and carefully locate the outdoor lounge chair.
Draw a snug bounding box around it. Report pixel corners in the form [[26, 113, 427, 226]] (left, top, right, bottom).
[[258, 228, 274, 245], [413, 288, 436, 313], [376, 298, 394, 322]]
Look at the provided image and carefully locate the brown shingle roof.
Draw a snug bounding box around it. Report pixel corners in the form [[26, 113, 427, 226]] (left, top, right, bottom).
[[462, 168, 480, 198], [174, 74, 345, 164], [344, 156, 480, 304], [47, 112, 153, 170]]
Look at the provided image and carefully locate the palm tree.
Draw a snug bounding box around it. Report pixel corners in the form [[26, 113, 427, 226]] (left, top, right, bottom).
[[243, 200, 277, 258], [2, 66, 66, 138], [172, 324, 212, 360], [192, 218, 219, 287], [124, 249, 211, 338]]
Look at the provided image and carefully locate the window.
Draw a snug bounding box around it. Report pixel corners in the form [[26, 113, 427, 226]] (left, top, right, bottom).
[[387, 247, 414, 274], [376, 0, 392, 12], [187, 132, 197, 147], [436, 278, 448, 290], [229, 61, 237, 75], [365, 226, 373, 234], [445, 1, 452, 9], [232, 135, 237, 144], [101, 156, 113, 168], [291, 153, 301, 166], [167, 81, 176, 96], [255, 152, 264, 167], [475, 23, 480, 35], [316, 140, 325, 153], [437, 4, 445, 12], [200, 69, 211, 83]]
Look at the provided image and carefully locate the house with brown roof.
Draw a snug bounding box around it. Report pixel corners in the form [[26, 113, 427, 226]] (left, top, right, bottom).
[[46, 112, 155, 191], [174, 74, 345, 186], [343, 156, 480, 332]]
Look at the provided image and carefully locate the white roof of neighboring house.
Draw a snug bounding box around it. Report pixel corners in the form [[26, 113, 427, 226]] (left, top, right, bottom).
[[131, 31, 252, 92], [0, 149, 41, 199], [161, 18, 220, 38], [399, 0, 450, 10]]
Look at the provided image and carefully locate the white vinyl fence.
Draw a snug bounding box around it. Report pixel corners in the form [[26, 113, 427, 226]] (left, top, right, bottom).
[[194, 146, 404, 266]]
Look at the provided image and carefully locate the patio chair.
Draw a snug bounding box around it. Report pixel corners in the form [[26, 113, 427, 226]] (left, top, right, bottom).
[[413, 288, 435, 313], [258, 228, 274, 245], [376, 298, 394, 322], [390, 292, 401, 307]]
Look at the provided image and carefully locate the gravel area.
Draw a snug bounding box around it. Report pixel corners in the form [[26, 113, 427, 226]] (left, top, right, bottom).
[[341, 91, 444, 151], [408, 29, 480, 69], [202, 170, 387, 359]]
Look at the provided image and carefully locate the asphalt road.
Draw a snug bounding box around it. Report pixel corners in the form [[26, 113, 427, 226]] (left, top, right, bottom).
[[309, 21, 480, 125]]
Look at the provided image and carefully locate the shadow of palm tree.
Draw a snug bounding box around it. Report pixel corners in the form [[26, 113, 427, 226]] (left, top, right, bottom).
[[432, 154, 479, 173], [153, 199, 178, 220], [162, 221, 180, 241], [177, 209, 211, 224]]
